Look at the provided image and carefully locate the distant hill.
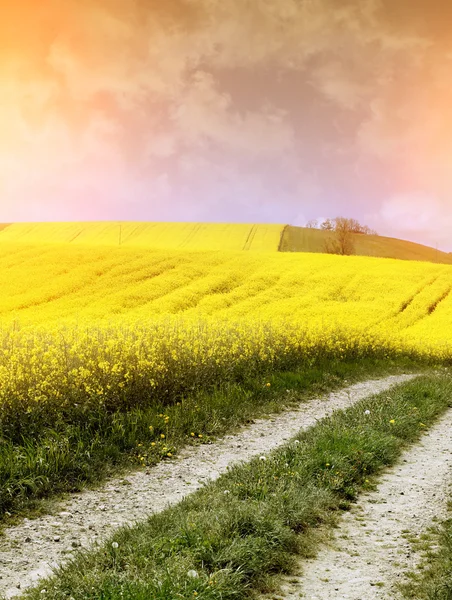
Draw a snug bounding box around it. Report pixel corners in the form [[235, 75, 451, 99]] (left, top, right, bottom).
[[0, 222, 449, 264], [279, 225, 452, 265], [0, 222, 284, 252]]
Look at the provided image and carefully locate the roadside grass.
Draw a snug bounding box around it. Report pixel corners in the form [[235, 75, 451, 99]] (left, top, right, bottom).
[[19, 374, 452, 600], [401, 507, 452, 599], [0, 356, 420, 522]]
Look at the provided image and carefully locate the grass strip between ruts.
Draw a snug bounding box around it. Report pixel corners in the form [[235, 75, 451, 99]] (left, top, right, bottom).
[[19, 374, 452, 600]]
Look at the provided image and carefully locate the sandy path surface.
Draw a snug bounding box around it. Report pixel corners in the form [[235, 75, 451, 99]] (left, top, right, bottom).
[[277, 405, 452, 600], [0, 374, 415, 598]]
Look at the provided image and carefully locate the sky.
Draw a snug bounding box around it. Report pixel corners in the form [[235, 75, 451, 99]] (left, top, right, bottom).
[[1, 0, 452, 250]]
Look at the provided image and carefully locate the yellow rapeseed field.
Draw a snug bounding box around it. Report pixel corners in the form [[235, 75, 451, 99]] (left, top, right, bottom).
[[0, 238, 451, 423], [0, 222, 284, 252]]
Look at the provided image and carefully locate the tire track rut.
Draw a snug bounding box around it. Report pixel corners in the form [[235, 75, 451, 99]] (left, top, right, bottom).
[[0, 374, 415, 598], [276, 402, 452, 600]]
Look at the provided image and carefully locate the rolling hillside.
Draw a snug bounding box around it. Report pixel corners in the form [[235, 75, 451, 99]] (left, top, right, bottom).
[[280, 225, 452, 264], [0, 222, 284, 252], [0, 221, 449, 263], [1, 241, 451, 354]]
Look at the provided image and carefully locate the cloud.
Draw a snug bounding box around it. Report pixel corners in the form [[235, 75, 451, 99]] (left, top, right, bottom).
[[376, 192, 452, 249], [310, 62, 371, 110], [172, 71, 295, 156]]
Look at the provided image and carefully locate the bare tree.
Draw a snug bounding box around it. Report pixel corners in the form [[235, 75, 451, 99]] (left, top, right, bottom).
[[334, 217, 356, 255], [305, 219, 319, 229], [320, 218, 334, 231], [323, 216, 355, 255], [318, 217, 378, 236]]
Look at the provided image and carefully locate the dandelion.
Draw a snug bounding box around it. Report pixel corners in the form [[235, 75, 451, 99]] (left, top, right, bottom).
[[389, 419, 395, 424], [160, 434, 165, 439], [198, 434, 203, 438], [187, 570, 198, 579], [112, 542, 119, 549], [190, 432, 195, 437], [259, 455, 266, 461], [149, 426, 153, 432], [223, 490, 230, 495], [266, 382, 271, 387], [364, 410, 371, 415]]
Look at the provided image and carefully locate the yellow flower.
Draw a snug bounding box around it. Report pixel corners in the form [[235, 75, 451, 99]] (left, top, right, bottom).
[[198, 434, 203, 438], [167, 452, 172, 457], [160, 434, 165, 439], [389, 419, 395, 424], [419, 422, 426, 427], [266, 382, 271, 387], [191, 432, 195, 437]]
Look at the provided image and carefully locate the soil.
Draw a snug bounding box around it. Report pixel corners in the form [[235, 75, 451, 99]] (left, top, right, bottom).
[[0, 374, 415, 598]]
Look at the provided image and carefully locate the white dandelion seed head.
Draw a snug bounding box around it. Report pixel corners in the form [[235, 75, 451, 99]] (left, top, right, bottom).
[[364, 410, 371, 415], [187, 570, 199, 579], [112, 542, 119, 549], [259, 456, 266, 461], [223, 489, 230, 495]]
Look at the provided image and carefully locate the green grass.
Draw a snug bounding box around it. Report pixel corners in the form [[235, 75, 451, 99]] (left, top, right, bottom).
[[19, 373, 452, 600], [400, 508, 452, 598], [280, 226, 452, 264], [0, 356, 419, 522]]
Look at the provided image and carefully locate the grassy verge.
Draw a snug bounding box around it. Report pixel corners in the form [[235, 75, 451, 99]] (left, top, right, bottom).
[[400, 506, 452, 599], [0, 356, 420, 522], [19, 374, 452, 600]]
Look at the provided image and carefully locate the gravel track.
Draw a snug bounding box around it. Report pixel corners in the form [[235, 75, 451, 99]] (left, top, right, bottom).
[[276, 402, 452, 599], [0, 374, 415, 598]]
